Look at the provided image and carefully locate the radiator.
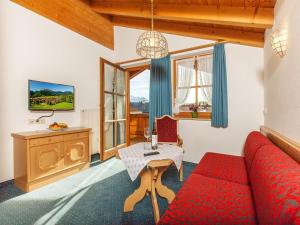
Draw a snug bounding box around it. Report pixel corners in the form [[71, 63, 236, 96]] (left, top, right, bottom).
[[80, 109, 100, 155]]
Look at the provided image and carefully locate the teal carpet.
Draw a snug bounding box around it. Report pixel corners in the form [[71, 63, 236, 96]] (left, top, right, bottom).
[[0, 158, 196, 225]]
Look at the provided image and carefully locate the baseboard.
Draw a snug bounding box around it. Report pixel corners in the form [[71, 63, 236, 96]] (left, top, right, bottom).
[[0, 179, 14, 188], [91, 153, 100, 162]]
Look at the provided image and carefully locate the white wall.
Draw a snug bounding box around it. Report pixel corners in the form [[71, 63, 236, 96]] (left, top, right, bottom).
[[0, 1, 115, 183], [264, 0, 300, 142], [115, 27, 264, 163]]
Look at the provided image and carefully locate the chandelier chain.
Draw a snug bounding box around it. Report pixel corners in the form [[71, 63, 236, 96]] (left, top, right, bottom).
[[151, 0, 154, 31]]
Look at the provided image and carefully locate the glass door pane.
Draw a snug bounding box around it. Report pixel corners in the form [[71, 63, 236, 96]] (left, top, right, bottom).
[[105, 94, 114, 121], [104, 122, 115, 150], [101, 59, 127, 161], [117, 121, 126, 145], [117, 96, 125, 119], [116, 69, 125, 95], [104, 63, 115, 92]]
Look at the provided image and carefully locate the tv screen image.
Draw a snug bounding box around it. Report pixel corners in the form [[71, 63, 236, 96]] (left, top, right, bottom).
[[29, 80, 75, 111]]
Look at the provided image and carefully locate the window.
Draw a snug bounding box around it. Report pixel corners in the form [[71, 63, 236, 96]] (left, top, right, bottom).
[[174, 53, 213, 119]]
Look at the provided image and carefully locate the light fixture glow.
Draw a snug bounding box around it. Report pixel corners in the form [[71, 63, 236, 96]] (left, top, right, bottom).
[[271, 29, 288, 58], [136, 0, 168, 59]]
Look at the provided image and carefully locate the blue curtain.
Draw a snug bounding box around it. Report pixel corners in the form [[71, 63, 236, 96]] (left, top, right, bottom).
[[212, 44, 228, 128], [149, 55, 172, 130]]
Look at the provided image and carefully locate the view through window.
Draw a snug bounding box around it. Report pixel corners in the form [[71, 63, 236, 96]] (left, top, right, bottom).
[[130, 69, 150, 113]]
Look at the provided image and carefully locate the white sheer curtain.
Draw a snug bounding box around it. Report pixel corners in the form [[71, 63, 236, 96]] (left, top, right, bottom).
[[197, 55, 213, 105], [174, 59, 195, 113]]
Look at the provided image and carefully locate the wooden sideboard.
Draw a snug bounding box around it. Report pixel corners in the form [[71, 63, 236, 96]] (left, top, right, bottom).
[[11, 127, 91, 192]]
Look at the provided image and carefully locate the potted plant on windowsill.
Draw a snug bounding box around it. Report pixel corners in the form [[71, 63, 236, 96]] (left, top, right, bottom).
[[189, 104, 199, 118], [199, 101, 210, 112]]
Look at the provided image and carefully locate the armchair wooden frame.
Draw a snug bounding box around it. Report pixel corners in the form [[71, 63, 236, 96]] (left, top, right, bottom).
[[155, 115, 184, 181]]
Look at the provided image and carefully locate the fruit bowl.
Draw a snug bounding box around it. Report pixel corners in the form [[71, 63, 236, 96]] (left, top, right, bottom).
[[48, 122, 68, 131]]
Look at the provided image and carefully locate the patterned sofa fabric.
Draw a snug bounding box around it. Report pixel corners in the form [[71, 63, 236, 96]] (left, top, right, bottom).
[[244, 131, 273, 172], [158, 174, 257, 225], [250, 145, 300, 225], [159, 131, 300, 225], [192, 152, 249, 185]]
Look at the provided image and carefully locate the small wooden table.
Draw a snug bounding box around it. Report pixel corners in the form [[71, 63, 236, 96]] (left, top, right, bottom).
[[124, 159, 176, 224]]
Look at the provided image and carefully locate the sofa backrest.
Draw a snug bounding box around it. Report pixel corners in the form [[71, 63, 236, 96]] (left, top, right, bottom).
[[244, 131, 273, 172], [249, 145, 300, 225]]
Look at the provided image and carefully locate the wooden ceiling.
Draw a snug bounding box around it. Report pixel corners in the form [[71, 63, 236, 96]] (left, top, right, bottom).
[[11, 0, 277, 49]]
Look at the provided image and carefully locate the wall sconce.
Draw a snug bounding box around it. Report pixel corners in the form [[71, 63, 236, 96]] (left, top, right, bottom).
[[271, 29, 288, 58]]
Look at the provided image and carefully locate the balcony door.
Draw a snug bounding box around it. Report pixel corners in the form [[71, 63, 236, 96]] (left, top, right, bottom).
[[100, 58, 129, 160]]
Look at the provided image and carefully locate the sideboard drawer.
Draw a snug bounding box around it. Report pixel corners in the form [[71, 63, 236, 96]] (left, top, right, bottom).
[[64, 132, 89, 141], [30, 136, 63, 147]]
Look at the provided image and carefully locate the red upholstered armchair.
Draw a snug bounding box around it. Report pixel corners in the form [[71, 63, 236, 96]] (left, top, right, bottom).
[[155, 115, 184, 181]]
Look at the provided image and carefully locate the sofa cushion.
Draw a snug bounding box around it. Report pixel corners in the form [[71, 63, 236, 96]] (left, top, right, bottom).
[[158, 174, 257, 225], [193, 152, 249, 185], [250, 145, 300, 225], [244, 131, 273, 172]]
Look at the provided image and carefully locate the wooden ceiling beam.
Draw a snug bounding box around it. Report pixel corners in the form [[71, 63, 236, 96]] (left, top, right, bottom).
[[90, 0, 276, 8], [91, 1, 274, 29], [113, 16, 264, 47], [11, 0, 114, 49]]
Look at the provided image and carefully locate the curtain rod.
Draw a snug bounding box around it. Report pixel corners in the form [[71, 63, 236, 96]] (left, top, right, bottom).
[[116, 41, 227, 65]]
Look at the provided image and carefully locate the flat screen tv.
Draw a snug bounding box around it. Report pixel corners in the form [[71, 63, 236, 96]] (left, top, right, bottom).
[[28, 80, 75, 111]]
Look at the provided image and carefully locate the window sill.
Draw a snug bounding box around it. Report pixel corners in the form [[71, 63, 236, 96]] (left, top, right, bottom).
[[174, 112, 211, 120]]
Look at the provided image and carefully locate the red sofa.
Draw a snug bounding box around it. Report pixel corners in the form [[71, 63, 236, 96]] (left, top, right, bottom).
[[159, 131, 300, 225]]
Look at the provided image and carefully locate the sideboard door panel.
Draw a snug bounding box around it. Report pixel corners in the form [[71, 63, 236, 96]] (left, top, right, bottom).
[[64, 138, 89, 168], [30, 143, 64, 181]]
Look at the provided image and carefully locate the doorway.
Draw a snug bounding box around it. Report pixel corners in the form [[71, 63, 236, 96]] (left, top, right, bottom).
[[127, 65, 150, 145], [99, 61, 150, 161]]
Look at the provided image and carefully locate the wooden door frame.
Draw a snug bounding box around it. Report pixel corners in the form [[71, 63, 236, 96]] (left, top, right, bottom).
[[127, 64, 150, 79], [125, 69, 130, 146], [100, 58, 128, 161]]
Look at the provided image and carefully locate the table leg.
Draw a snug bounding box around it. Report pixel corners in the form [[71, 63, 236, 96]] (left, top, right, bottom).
[[151, 168, 160, 224], [124, 160, 175, 224], [179, 164, 183, 182], [155, 167, 176, 204], [124, 169, 151, 212]]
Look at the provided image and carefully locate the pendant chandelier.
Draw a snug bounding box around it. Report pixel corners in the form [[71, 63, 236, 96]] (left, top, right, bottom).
[[136, 0, 169, 59]]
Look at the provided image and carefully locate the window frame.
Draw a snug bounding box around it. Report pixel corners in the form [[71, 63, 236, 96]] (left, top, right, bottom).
[[173, 53, 213, 120]]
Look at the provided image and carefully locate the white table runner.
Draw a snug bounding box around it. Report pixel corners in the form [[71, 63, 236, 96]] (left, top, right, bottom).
[[118, 143, 184, 181]]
